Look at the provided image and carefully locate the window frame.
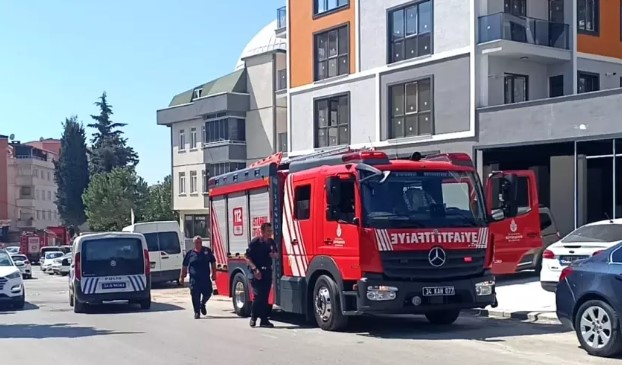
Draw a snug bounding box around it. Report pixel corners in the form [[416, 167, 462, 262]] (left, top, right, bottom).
[[505, 0, 527, 16], [313, 24, 350, 81], [313, 0, 350, 18], [294, 185, 312, 220], [577, 71, 600, 93], [387, 76, 434, 140], [386, 0, 434, 65], [190, 128, 197, 149], [190, 171, 198, 194], [202, 170, 208, 193], [204, 117, 246, 144], [577, 0, 599, 35], [184, 214, 209, 239], [313, 93, 351, 148], [179, 129, 186, 151], [178, 172, 186, 195], [504, 73, 529, 104], [277, 132, 288, 153]]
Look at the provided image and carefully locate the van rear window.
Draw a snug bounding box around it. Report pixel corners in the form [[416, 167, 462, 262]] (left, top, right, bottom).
[[82, 238, 144, 277]]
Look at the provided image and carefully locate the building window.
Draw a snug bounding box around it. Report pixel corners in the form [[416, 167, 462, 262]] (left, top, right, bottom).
[[277, 132, 288, 152], [388, 0, 432, 64], [577, 0, 599, 34], [202, 170, 208, 193], [190, 171, 198, 194], [314, 0, 348, 15], [578, 71, 600, 93], [205, 118, 246, 143], [389, 78, 433, 139], [19, 187, 32, 198], [190, 128, 197, 149], [201, 125, 206, 144], [314, 94, 350, 148], [504, 74, 529, 104], [192, 88, 203, 101], [504, 0, 526, 16], [207, 162, 246, 178], [178, 172, 186, 195], [179, 130, 185, 150], [314, 25, 349, 81], [184, 214, 209, 239]]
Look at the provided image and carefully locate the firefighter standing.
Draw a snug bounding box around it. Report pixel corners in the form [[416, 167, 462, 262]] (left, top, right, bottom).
[[245, 223, 278, 328], [180, 236, 216, 319]]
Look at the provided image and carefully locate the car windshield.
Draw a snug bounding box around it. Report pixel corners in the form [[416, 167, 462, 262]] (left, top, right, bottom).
[[45, 252, 64, 259], [11, 255, 27, 261], [562, 224, 622, 243], [0, 253, 13, 266], [360, 169, 487, 228]]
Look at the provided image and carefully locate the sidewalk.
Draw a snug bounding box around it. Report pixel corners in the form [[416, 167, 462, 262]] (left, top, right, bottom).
[[471, 273, 559, 324]]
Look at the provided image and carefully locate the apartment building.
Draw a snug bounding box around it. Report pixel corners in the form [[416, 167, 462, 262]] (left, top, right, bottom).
[[157, 19, 287, 243], [283, 0, 622, 235], [0, 135, 62, 242]]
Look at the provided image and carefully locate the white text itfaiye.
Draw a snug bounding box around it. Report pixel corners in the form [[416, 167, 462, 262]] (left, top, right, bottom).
[[389, 232, 479, 245]]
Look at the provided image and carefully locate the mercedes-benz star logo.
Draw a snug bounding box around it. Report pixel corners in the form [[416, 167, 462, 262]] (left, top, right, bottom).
[[428, 247, 447, 267], [110, 260, 117, 267]]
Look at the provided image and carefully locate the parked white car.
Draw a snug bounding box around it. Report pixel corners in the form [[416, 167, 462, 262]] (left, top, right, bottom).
[[10, 254, 32, 279], [41, 251, 64, 273], [540, 218, 622, 292], [0, 250, 25, 309], [51, 253, 71, 276]]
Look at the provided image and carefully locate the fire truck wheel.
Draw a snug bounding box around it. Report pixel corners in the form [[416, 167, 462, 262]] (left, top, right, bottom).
[[313, 275, 348, 331], [424, 309, 461, 325], [232, 273, 252, 318]]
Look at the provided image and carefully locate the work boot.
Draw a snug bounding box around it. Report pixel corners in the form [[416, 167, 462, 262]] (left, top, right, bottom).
[[249, 318, 257, 327], [194, 312, 200, 319], [259, 320, 274, 328], [201, 303, 207, 315]]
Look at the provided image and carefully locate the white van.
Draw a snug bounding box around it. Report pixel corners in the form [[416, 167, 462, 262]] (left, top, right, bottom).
[[122, 221, 184, 285], [68, 232, 151, 313]]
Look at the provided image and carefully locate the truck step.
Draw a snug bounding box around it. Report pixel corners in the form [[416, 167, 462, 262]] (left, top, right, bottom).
[[342, 291, 358, 297]]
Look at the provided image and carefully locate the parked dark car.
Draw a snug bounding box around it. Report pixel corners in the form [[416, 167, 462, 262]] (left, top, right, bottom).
[[556, 242, 622, 357]]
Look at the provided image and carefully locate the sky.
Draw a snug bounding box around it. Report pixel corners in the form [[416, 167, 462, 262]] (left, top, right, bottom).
[[0, 0, 284, 184]]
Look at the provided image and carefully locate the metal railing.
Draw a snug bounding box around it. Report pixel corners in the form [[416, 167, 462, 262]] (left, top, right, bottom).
[[478, 12, 569, 50], [277, 6, 286, 30]]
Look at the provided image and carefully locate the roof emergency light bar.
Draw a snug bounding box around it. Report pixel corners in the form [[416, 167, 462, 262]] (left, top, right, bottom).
[[410, 152, 474, 168], [342, 151, 390, 165]]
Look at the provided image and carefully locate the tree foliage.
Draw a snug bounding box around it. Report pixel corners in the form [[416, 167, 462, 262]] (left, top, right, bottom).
[[82, 167, 149, 231], [54, 116, 90, 227], [143, 175, 177, 222], [88, 92, 139, 174]]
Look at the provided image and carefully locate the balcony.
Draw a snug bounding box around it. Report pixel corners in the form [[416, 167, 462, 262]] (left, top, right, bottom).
[[276, 6, 286, 37], [478, 12, 571, 63], [276, 69, 287, 93]]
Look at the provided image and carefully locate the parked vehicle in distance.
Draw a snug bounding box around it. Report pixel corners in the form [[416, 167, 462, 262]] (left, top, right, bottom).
[[52, 253, 71, 276], [122, 221, 184, 285], [540, 219, 622, 292], [69, 232, 151, 313], [39, 246, 64, 265], [0, 249, 25, 309], [41, 251, 64, 273], [556, 242, 622, 357], [5, 246, 20, 255], [10, 254, 32, 279]]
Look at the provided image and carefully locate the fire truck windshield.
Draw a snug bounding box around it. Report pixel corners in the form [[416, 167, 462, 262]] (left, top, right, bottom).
[[360, 170, 487, 229]]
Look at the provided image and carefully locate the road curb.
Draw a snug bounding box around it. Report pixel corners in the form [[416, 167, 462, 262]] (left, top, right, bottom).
[[467, 308, 560, 324]]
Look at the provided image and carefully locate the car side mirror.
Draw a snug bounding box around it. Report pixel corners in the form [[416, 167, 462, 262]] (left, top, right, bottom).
[[62, 259, 69, 266]]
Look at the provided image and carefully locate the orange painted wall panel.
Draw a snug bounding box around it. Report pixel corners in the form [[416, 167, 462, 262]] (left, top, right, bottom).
[[577, 1, 622, 59], [289, 0, 356, 88]]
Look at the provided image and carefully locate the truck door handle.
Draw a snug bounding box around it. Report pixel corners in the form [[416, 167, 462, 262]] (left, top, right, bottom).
[[324, 239, 333, 244], [161, 256, 169, 259], [160, 252, 167, 256], [292, 239, 299, 245], [527, 232, 538, 238]]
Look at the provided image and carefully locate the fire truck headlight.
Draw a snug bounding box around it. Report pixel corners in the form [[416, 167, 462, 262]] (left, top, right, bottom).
[[366, 286, 398, 301], [475, 280, 495, 296]]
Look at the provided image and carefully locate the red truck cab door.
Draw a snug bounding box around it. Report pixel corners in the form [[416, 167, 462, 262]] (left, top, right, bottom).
[[486, 170, 541, 275]]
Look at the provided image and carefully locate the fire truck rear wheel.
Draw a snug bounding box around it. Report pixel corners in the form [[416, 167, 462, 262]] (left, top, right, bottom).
[[424, 309, 461, 325], [232, 273, 251, 318], [313, 275, 348, 331]]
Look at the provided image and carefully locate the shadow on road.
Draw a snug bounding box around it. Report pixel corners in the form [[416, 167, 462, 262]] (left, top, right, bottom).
[[495, 271, 539, 287], [83, 301, 184, 315], [0, 322, 142, 339], [0, 302, 40, 313]]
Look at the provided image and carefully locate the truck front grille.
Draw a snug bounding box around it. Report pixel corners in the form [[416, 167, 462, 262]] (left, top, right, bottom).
[[380, 249, 486, 281]]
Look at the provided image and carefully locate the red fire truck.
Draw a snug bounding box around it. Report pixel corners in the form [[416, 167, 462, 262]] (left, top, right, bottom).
[[208, 147, 539, 331]]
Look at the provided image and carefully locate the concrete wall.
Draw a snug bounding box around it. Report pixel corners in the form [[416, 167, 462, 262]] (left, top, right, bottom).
[[246, 53, 276, 162], [359, 0, 471, 72], [380, 54, 471, 139], [156, 93, 250, 125], [171, 119, 206, 212], [290, 74, 377, 151], [173, 164, 207, 212], [577, 57, 622, 91], [486, 57, 548, 106]]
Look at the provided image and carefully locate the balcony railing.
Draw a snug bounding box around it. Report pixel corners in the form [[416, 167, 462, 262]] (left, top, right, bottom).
[[478, 12, 569, 50], [277, 69, 287, 91], [277, 6, 286, 30]]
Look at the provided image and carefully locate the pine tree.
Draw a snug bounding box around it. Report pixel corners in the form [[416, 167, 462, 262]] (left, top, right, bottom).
[[54, 116, 90, 227], [88, 92, 139, 174]]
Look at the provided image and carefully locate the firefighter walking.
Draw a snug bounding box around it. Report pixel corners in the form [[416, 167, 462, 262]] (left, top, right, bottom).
[[245, 223, 278, 328], [180, 236, 217, 319]]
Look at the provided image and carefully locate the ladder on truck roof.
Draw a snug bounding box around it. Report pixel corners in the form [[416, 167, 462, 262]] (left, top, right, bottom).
[[248, 145, 371, 169]]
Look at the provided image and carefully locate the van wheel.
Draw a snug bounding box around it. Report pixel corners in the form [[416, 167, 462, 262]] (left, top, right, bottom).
[[74, 294, 86, 314], [425, 309, 461, 325], [140, 296, 151, 310], [313, 275, 348, 331], [232, 273, 251, 317]]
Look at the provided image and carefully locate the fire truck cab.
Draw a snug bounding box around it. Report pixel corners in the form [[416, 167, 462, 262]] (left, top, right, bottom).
[[208, 147, 538, 331]]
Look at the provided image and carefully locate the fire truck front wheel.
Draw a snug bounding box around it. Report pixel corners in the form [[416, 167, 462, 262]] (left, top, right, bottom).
[[424, 309, 461, 325], [232, 273, 252, 318], [313, 275, 348, 331]]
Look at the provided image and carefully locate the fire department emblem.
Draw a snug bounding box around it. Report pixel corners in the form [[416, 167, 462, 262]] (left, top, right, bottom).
[[110, 260, 117, 267], [510, 219, 518, 233], [336, 224, 342, 237]]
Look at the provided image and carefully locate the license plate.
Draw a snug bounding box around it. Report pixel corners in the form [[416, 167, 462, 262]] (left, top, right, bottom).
[[559, 255, 589, 265], [423, 286, 455, 296], [102, 282, 126, 289]]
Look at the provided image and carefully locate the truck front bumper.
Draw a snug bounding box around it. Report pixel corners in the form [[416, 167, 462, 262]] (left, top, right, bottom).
[[354, 274, 496, 314]]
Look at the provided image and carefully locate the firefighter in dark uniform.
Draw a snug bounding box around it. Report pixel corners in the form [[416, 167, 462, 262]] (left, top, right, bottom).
[[245, 222, 278, 328], [180, 236, 216, 319]]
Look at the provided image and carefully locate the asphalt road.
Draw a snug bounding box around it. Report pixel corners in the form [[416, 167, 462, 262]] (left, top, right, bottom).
[[0, 270, 619, 365]]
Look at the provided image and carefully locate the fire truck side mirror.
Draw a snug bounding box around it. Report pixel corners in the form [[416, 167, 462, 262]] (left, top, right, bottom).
[[326, 177, 342, 206]]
